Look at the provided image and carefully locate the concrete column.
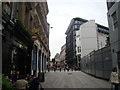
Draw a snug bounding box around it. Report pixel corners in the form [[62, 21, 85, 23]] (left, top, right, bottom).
[[44, 56, 46, 72], [40, 52, 42, 72], [38, 50, 41, 72], [31, 50, 33, 75], [36, 49, 39, 77]]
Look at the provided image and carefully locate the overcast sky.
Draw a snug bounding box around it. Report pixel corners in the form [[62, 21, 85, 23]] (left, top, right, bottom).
[[47, 0, 109, 59]]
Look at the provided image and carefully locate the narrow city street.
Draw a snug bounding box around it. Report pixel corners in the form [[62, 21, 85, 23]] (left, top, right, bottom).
[[2, 1, 120, 90], [41, 71, 111, 88]]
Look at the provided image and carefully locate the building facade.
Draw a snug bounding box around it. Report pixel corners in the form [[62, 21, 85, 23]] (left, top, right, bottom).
[[2, 2, 50, 80], [2, 2, 33, 76], [59, 44, 66, 68], [77, 20, 109, 58], [65, 17, 87, 68], [54, 53, 61, 67], [107, 1, 120, 71]]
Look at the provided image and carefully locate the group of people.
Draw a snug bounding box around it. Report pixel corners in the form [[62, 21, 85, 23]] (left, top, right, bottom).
[[4, 68, 119, 90], [7, 71, 42, 90], [48, 66, 70, 72]]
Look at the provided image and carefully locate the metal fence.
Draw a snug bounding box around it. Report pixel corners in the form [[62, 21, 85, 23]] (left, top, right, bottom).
[[81, 46, 112, 80]]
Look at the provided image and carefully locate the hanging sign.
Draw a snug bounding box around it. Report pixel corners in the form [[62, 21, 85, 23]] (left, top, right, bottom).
[[32, 35, 37, 39], [32, 28, 39, 33]]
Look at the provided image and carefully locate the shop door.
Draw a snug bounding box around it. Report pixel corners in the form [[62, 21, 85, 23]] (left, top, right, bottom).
[[12, 47, 26, 75]]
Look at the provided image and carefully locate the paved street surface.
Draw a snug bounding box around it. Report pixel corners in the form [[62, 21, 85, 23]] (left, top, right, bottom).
[[41, 71, 111, 88]]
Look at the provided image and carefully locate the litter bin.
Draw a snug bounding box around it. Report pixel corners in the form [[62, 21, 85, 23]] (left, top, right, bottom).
[[38, 72, 45, 82]]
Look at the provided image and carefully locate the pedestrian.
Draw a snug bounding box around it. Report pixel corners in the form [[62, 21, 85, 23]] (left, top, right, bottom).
[[14, 75, 28, 90], [54, 67, 56, 72], [29, 75, 40, 90], [110, 67, 119, 90], [66, 66, 69, 71], [48, 67, 50, 72], [25, 74, 32, 84], [12, 71, 21, 82], [64, 67, 66, 71], [59, 67, 61, 72]]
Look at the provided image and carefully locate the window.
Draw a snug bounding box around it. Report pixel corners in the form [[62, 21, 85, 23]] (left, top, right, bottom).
[[77, 35, 80, 38], [112, 11, 118, 30], [73, 36, 76, 41], [74, 25, 78, 29], [75, 20, 78, 24], [78, 21, 83, 24], [74, 25, 80, 30], [78, 47, 80, 53], [112, 11, 117, 22], [73, 42, 76, 47], [77, 47, 81, 53], [80, 47, 81, 52], [73, 31, 76, 36]]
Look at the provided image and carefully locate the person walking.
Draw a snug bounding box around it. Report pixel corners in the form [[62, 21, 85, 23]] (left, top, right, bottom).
[[110, 67, 119, 90], [64, 67, 66, 71], [14, 75, 28, 90], [25, 74, 32, 84], [29, 76, 40, 90], [54, 66, 56, 72], [59, 67, 61, 72], [48, 67, 50, 72], [12, 71, 21, 83]]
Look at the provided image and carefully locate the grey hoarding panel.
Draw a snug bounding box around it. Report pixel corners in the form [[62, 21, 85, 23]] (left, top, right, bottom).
[[102, 46, 112, 61], [103, 70, 111, 80], [94, 50, 102, 62], [95, 62, 104, 78], [103, 61, 112, 71], [90, 62, 95, 75]]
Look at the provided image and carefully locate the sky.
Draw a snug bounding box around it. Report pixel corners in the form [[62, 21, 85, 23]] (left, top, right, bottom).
[[47, 0, 109, 59]]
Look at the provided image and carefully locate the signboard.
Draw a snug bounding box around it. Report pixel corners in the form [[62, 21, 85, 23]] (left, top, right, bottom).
[[32, 35, 37, 40], [32, 28, 39, 33]]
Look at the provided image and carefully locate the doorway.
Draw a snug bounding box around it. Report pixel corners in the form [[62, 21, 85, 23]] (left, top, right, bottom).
[[12, 47, 26, 75]]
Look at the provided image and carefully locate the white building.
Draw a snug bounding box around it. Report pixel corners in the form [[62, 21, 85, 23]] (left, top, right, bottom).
[[59, 44, 66, 67], [54, 53, 61, 66], [76, 20, 109, 58]]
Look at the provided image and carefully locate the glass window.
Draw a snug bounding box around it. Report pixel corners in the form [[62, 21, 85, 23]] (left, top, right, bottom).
[[74, 25, 77, 29], [77, 47, 81, 53], [112, 11, 117, 22], [78, 21, 82, 24], [114, 22, 118, 29], [80, 47, 81, 52], [73, 41, 76, 47], [77, 47, 79, 53], [73, 31, 76, 36], [112, 11, 118, 30], [77, 25, 80, 29], [73, 36, 76, 41], [75, 20, 78, 24], [72, 26, 74, 30], [74, 25, 80, 30]]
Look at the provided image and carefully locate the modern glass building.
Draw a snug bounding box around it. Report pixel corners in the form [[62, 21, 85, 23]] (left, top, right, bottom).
[[65, 17, 87, 68]]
